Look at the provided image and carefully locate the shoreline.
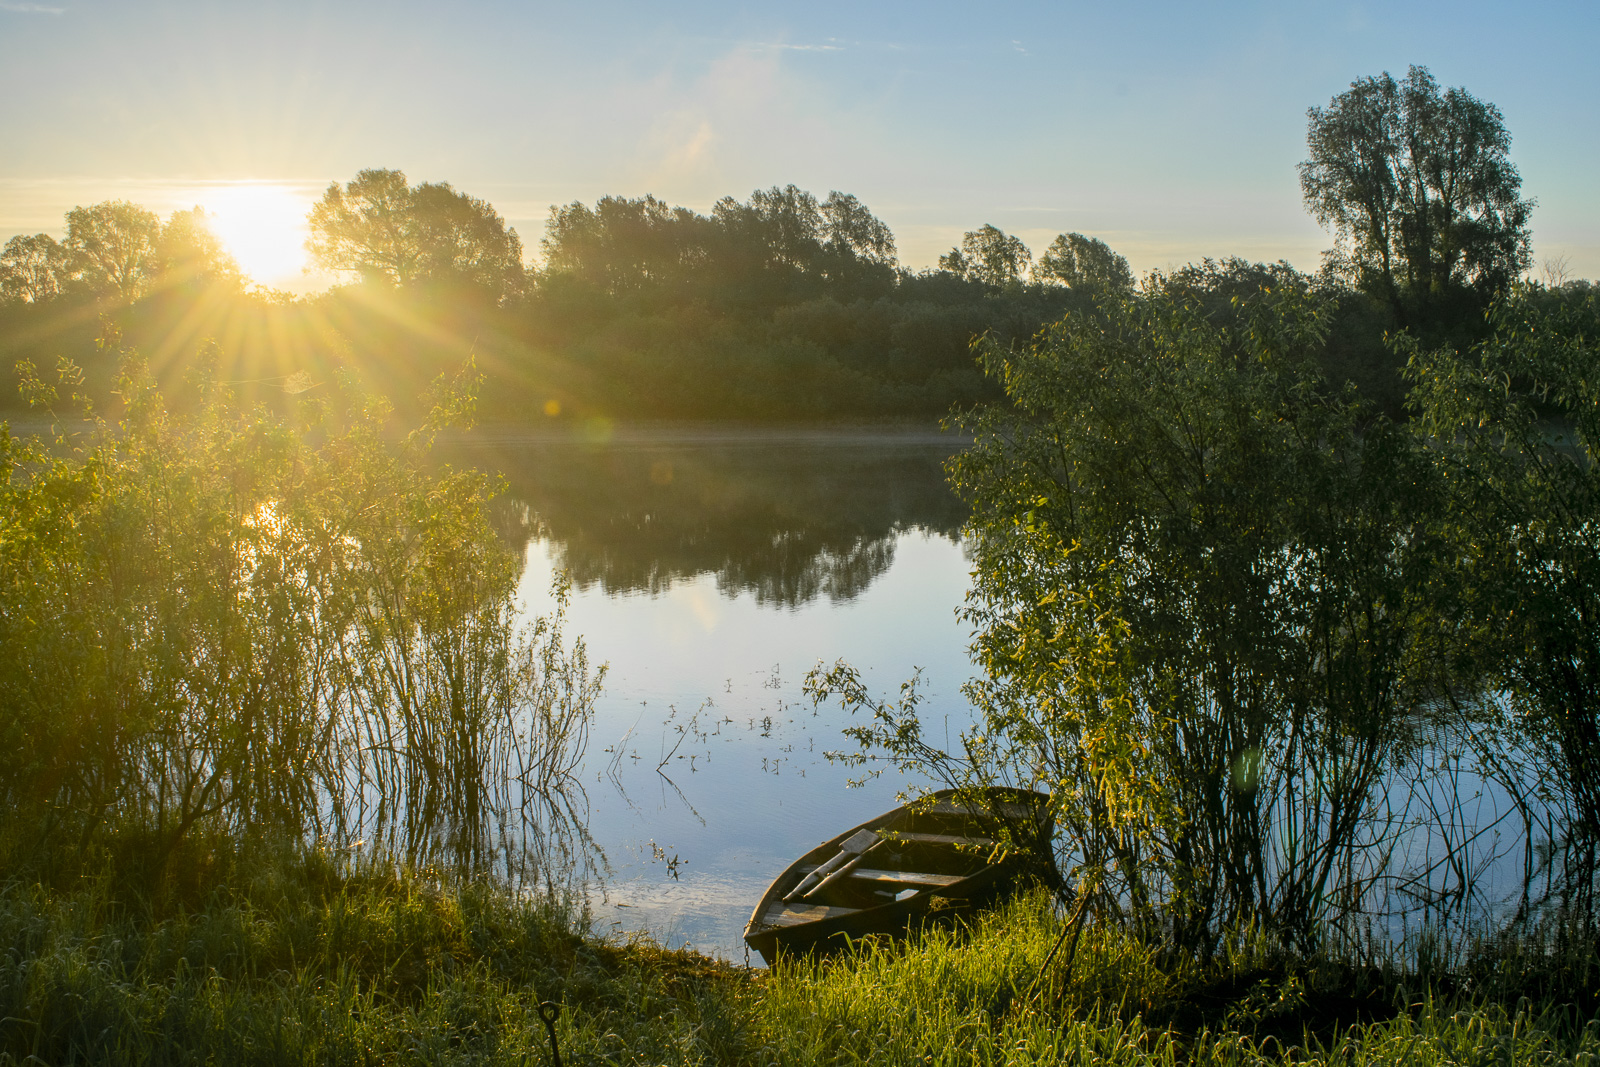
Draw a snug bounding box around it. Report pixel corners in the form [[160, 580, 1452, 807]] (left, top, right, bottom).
[[437, 418, 975, 448]]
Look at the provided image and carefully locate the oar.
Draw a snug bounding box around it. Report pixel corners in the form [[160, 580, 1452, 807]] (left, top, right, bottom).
[[784, 829, 879, 901], [803, 839, 882, 899]]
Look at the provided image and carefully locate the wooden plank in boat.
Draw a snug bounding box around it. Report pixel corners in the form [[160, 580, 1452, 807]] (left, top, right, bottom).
[[762, 902, 861, 928], [849, 868, 963, 887], [893, 831, 997, 848], [925, 799, 1037, 819]]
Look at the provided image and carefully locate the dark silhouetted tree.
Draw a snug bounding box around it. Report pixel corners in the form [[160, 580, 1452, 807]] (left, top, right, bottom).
[[540, 195, 705, 294], [939, 225, 1031, 287], [157, 207, 241, 291], [540, 186, 897, 303], [1300, 66, 1533, 321], [711, 184, 825, 274], [308, 169, 525, 301], [820, 192, 896, 266], [1035, 232, 1133, 292]]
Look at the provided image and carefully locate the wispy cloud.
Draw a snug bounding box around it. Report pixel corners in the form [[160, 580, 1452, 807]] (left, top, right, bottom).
[[0, 2, 66, 12], [752, 39, 847, 53], [654, 117, 716, 181]]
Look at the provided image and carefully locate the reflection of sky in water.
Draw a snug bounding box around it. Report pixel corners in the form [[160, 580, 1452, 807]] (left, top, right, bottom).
[[487, 431, 1556, 963], [517, 530, 977, 962], [517, 526, 1555, 962]]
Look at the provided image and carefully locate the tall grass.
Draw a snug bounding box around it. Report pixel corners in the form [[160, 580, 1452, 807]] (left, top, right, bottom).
[[753, 890, 1600, 1066], [0, 848, 753, 1066], [9, 865, 1600, 1067]]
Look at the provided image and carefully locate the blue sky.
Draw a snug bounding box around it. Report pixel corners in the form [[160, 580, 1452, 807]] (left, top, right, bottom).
[[2, 0, 1596, 286]]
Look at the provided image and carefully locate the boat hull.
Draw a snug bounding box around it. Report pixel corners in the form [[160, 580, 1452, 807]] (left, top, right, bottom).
[[743, 787, 1052, 966]]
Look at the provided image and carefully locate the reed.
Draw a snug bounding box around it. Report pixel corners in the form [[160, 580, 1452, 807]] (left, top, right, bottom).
[[0, 335, 601, 887]]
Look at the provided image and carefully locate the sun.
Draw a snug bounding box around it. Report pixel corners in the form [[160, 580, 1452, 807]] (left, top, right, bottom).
[[194, 183, 313, 287]]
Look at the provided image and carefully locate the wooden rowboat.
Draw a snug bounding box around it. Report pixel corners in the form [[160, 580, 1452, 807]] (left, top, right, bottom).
[[743, 787, 1053, 965]]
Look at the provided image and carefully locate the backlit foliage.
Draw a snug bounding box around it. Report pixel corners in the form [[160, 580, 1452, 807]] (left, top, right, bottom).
[[0, 333, 601, 879]]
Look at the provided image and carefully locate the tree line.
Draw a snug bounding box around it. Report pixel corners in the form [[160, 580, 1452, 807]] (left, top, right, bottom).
[[0, 175, 1120, 418], [0, 63, 1581, 426], [0, 201, 242, 304]]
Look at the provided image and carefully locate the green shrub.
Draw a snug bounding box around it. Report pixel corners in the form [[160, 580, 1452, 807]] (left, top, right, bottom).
[[0, 331, 601, 885]]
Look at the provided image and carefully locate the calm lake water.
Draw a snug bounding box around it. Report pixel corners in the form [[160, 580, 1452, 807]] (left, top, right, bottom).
[[460, 425, 979, 961], [452, 423, 1540, 962]]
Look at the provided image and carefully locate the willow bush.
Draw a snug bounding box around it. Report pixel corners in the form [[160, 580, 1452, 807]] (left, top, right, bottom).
[[964, 284, 1451, 954], [1407, 286, 1600, 916], [814, 282, 1445, 956], [0, 332, 601, 882]]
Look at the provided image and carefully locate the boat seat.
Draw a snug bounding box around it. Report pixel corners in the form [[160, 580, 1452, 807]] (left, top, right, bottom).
[[761, 902, 861, 928], [890, 831, 997, 848], [848, 868, 963, 887], [925, 799, 1037, 820]]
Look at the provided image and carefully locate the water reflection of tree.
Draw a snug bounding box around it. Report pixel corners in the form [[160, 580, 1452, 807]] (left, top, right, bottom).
[[479, 437, 968, 607]]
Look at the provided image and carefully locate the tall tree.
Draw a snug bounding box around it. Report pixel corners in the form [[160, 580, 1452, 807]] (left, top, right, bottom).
[[64, 201, 163, 299], [541, 195, 705, 294], [819, 192, 896, 266], [939, 225, 1031, 287], [1300, 66, 1533, 320], [0, 233, 71, 305], [540, 186, 897, 303], [307, 169, 525, 300], [1035, 232, 1133, 291], [711, 185, 825, 273], [3, 204, 239, 305], [157, 207, 241, 291]]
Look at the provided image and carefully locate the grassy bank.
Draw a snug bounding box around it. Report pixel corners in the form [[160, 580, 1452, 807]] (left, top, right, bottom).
[[5, 850, 1598, 1066], [0, 845, 752, 1065], [759, 892, 1600, 1066]]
